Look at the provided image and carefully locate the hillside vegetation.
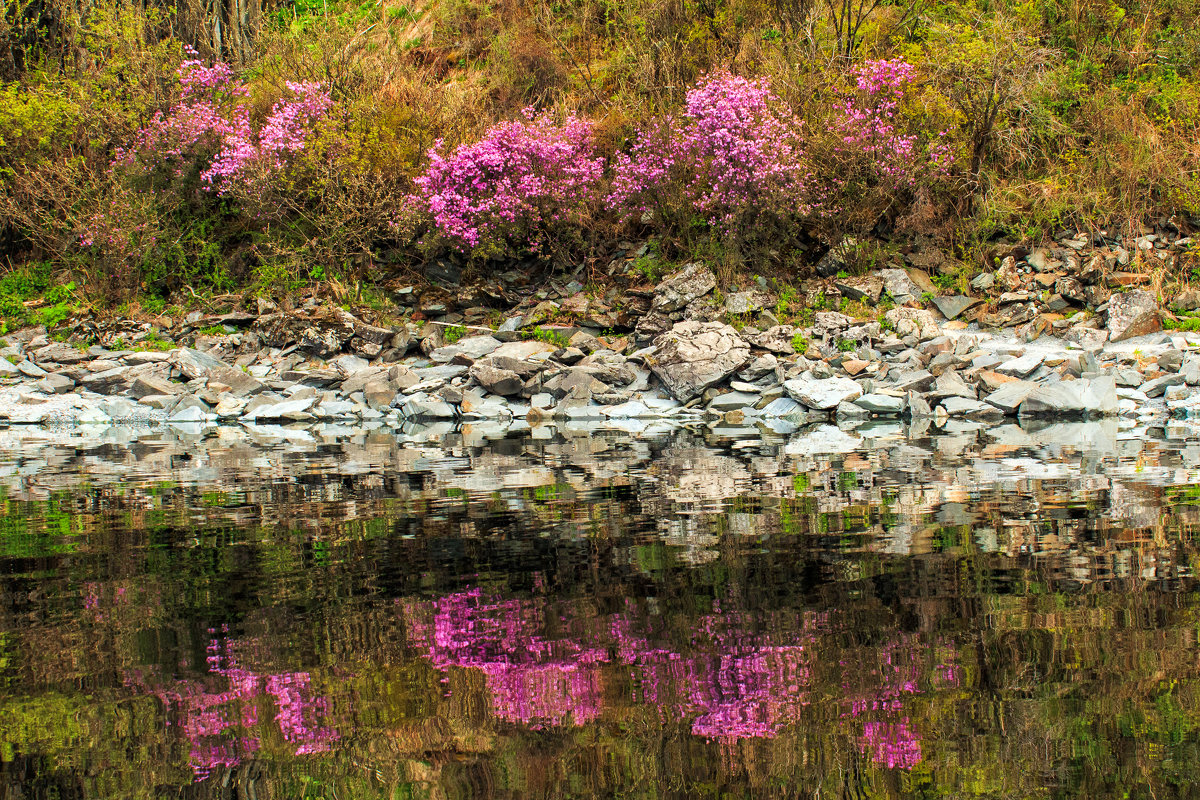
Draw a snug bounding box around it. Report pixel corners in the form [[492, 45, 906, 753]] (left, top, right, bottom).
[[1, 0, 1199, 312]]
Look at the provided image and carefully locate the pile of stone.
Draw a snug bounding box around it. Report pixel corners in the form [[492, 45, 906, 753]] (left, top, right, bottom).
[[1, 255, 1198, 430]]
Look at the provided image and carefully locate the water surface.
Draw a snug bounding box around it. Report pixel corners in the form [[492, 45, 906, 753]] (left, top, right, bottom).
[[3, 419, 1200, 798]]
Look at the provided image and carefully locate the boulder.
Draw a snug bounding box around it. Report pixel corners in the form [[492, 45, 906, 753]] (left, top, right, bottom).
[[876, 269, 923, 305], [652, 263, 717, 313], [724, 291, 774, 315], [883, 308, 939, 340], [931, 295, 981, 321], [995, 352, 1044, 378], [33, 342, 90, 365], [1107, 290, 1161, 341], [470, 363, 525, 396], [941, 396, 1003, 418], [835, 276, 884, 304], [783, 375, 862, 410], [1063, 326, 1109, 351], [853, 393, 905, 414], [172, 348, 227, 380], [984, 380, 1038, 413], [36, 373, 74, 394], [79, 367, 131, 395], [430, 335, 502, 363], [1142, 373, 1185, 398], [648, 322, 750, 402], [746, 325, 798, 354], [1019, 378, 1116, 416], [362, 379, 398, 411]]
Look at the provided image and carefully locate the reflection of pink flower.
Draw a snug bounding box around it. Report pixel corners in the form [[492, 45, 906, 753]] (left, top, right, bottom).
[[404, 589, 607, 727], [125, 632, 340, 781], [403, 589, 959, 768], [684, 646, 814, 739], [860, 719, 922, 769]]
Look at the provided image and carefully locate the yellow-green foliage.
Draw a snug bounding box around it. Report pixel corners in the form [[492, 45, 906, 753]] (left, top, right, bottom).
[[0, 0, 1198, 301], [0, 85, 81, 170]]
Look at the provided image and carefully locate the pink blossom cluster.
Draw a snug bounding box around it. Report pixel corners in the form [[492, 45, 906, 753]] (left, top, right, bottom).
[[607, 72, 814, 229], [202, 81, 333, 188], [412, 109, 604, 251], [836, 59, 953, 187], [115, 56, 332, 195]]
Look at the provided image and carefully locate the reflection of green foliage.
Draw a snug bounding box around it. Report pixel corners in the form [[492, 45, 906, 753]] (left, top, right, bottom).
[[0, 490, 83, 557], [200, 491, 231, 507]]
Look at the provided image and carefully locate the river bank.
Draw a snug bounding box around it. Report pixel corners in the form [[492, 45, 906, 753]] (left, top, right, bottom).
[[3, 236, 1200, 432]]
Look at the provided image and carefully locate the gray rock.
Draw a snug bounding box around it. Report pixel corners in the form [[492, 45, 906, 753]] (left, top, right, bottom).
[[0, 359, 19, 376], [1182, 355, 1200, 385], [243, 396, 315, 421], [649, 322, 750, 401], [172, 348, 228, 380], [760, 397, 805, 417], [138, 394, 179, 410], [1165, 384, 1191, 401], [1079, 375, 1118, 414], [36, 373, 74, 394], [932, 370, 977, 400], [17, 360, 46, 378], [746, 325, 798, 355], [1018, 382, 1085, 415], [1064, 326, 1109, 351], [941, 396, 1003, 418], [889, 369, 935, 393], [168, 405, 208, 424], [122, 351, 172, 365], [931, 295, 980, 321], [970, 273, 995, 291], [131, 374, 184, 399], [877, 269, 922, 305], [724, 291, 773, 315], [996, 352, 1044, 378], [362, 379, 398, 411], [1107, 290, 1161, 341], [33, 342, 90, 365], [207, 365, 264, 397], [599, 400, 652, 418], [907, 391, 933, 418], [79, 367, 130, 394], [470, 363, 525, 396], [705, 390, 757, 412], [984, 381, 1038, 413], [1142, 373, 1186, 398], [784, 375, 862, 410], [652, 263, 716, 313], [430, 335, 502, 363], [853, 393, 905, 414], [835, 276, 884, 304], [883, 308, 939, 340]]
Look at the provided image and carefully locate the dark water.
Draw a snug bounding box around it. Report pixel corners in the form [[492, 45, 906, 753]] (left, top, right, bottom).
[[3, 419, 1200, 799]]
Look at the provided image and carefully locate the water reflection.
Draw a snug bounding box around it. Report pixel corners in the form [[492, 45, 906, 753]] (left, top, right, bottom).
[[2, 419, 1200, 797]]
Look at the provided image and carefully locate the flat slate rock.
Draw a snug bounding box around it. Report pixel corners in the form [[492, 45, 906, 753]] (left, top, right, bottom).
[[931, 295, 981, 321]]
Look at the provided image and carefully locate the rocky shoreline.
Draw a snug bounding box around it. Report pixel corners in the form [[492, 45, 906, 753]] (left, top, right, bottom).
[[3, 241, 1200, 434]]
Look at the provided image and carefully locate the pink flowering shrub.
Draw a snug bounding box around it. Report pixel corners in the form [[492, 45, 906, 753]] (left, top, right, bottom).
[[413, 109, 604, 255], [607, 72, 814, 243], [813, 58, 954, 232], [114, 53, 332, 196]]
